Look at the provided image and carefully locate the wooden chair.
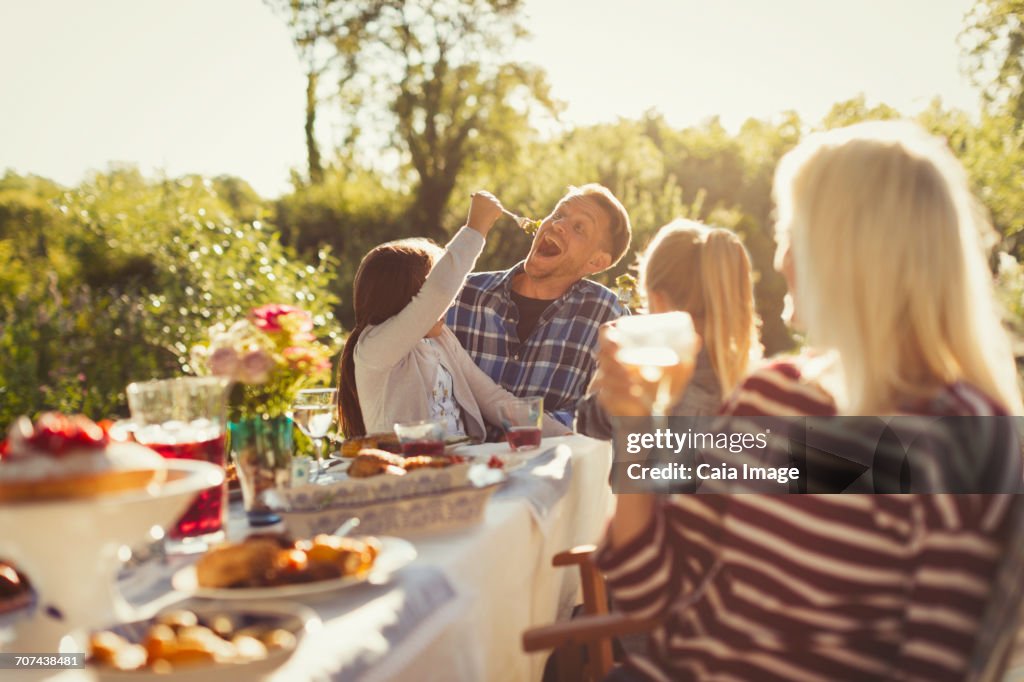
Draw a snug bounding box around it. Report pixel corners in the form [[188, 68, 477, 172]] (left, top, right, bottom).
[[521, 545, 658, 682]]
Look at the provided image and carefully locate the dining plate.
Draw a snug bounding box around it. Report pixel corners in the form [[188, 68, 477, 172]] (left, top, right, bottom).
[[171, 536, 416, 600]]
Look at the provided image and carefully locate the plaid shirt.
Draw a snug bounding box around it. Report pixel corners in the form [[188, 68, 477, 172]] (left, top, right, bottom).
[[446, 262, 628, 434]]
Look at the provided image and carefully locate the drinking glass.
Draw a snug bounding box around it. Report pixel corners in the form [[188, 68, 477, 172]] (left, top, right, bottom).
[[126, 376, 230, 551], [289, 388, 338, 474], [393, 419, 447, 456], [612, 312, 699, 417], [498, 396, 544, 451]]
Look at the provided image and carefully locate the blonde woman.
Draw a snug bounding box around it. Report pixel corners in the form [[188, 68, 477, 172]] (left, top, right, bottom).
[[592, 122, 1023, 681], [576, 221, 762, 438]]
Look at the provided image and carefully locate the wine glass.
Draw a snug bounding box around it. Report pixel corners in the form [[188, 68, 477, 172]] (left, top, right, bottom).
[[289, 388, 338, 475], [612, 312, 699, 417]]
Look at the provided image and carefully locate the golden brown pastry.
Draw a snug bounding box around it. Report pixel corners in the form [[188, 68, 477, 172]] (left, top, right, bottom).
[[194, 538, 280, 588], [402, 455, 460, 471], [348, 449, 407, 478]]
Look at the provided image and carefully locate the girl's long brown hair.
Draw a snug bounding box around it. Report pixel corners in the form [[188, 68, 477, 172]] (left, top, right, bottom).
[[337, 238, 442, 437]]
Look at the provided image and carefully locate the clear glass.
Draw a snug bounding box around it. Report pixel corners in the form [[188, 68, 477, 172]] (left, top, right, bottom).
[[498, 396, 544, 451], [393, 418, 447, 456], [612, 312, 699, 417], [289, 387, 338, 474], [125, 376, 230, 551]]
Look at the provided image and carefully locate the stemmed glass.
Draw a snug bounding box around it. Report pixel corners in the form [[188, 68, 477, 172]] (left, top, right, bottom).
[[612, 312, 699, 417], [289, 388, 338, 476]]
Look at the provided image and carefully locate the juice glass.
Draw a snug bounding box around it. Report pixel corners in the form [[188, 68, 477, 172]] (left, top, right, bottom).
[[126, 376, 229, 549], [498, 396, 544, 451]]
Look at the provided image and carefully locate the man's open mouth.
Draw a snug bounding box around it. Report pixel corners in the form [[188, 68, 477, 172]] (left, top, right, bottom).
[[536, 234, 563, 258]]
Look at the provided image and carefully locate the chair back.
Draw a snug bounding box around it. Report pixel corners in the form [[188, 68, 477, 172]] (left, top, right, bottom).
[[966, 494, 1024, 682]]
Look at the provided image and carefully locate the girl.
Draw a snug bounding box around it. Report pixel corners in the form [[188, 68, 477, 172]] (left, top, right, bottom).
[[577, 220, 761, 438], [338, 192, 569, 440]]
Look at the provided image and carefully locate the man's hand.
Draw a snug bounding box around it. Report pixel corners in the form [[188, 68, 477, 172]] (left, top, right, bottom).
[[466, 191, 504, 237]]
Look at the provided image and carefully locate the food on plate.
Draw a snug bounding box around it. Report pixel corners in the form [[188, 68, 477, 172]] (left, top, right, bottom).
[[194, 532, 379, 588], [348, 449, 406, 478], [348, 449, 467, 478], [88, 609, 296, 673], [339, 431, 403, 457], [0, 413, 167, 503], [0, 561, 31, 614]]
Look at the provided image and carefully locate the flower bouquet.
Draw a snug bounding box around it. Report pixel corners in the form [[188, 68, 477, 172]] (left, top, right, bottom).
[[190, 304, 336, 525]]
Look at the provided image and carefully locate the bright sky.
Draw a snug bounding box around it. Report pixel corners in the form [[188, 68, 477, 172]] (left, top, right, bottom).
[[0, 0, 979, 198]]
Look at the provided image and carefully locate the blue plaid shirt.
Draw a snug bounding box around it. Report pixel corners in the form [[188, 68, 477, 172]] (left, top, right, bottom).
[[446, 262, 628, 435]]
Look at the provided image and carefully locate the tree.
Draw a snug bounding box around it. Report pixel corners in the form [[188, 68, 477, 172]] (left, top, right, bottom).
[[961, 0, 1024, 126], [265, 0, 397, 184], [380, 1, 556, 239], [269, 0, 555, 239]]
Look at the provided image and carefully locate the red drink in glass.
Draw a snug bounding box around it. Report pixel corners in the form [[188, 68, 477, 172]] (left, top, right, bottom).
[[506, 426, 542, 451], [401, 440, 446, 457], [147, 433, 227, 539]]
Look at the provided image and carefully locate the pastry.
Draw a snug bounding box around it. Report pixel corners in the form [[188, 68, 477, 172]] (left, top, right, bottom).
[[348, 449, 407, 478], [0, 413, 167, 503], [194, 533, 378, 588]]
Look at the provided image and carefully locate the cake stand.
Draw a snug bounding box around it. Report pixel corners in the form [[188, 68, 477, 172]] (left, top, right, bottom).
[[0, 460, 224, 653]]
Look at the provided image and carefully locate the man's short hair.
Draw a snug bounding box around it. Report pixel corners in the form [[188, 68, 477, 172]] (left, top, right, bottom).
[[566, 184, 632, 267]]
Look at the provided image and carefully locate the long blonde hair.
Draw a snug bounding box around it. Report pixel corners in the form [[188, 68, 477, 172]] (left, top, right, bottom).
[[773, 121, 1023, 415], [639, 219, 762, 395]]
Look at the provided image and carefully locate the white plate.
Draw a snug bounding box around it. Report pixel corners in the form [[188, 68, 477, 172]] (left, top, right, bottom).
[[171, 536, 416, 600]]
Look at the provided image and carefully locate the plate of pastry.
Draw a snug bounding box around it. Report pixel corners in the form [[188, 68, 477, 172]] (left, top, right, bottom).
[[87, 601, 318, 680], [172, 532, 415, 600]]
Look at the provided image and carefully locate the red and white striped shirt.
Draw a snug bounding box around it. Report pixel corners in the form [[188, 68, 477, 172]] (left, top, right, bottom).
[[597, 359, 1016, 681]]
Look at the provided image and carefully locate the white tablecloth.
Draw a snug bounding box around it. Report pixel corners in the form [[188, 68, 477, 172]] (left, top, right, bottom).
[[392, 435, 615, 682], [6, 435, 613, 682]]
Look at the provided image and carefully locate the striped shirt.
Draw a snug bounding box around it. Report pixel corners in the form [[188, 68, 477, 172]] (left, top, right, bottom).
[[446, 262, 627, 434], [596, 358, 1018, 681]]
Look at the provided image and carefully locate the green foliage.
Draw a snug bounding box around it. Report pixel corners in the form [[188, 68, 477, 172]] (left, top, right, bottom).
[[273, 166, 409, 328], [0, 168, 341, 430], [961, 0, 1024, 125]]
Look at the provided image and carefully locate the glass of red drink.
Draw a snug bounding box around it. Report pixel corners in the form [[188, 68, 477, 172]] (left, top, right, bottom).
[[498, 396, 544, 451], [126, 376, 230, 551], [393, 419, 447, 457]]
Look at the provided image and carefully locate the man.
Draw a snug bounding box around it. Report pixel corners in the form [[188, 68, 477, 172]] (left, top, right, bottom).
[[446, 183, 632, 434]]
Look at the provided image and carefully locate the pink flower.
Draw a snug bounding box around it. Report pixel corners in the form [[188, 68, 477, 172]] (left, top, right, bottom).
[[250, 304, 313, 334], [208, 346, 240, 377], [237, 349, 275, 384]]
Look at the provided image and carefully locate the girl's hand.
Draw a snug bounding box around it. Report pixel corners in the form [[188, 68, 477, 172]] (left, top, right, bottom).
[[467, 191, 504, 237]]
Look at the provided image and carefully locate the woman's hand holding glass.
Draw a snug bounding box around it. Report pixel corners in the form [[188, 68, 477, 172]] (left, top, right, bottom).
[[593, 318, 701, 419]]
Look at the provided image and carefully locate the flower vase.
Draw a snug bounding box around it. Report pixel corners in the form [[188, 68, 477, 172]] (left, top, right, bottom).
[[229, 415, 295, 526]]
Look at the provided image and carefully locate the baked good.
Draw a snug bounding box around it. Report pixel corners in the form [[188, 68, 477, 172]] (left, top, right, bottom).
[[348, 449, 406, 478], [89, 608, 292, 673], [194, 533, 378, 588], [0, 413, 167, 503], [402, 454, 465, 471], [339, 432, 402, 457]]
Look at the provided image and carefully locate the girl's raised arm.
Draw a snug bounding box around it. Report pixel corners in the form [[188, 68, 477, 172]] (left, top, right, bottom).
[[356, 193, 503, 370]]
